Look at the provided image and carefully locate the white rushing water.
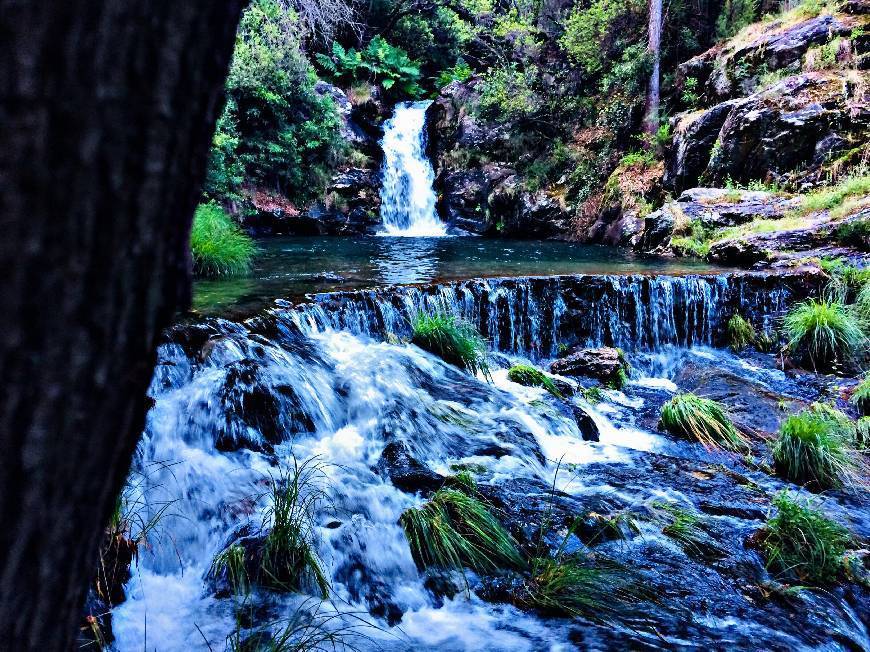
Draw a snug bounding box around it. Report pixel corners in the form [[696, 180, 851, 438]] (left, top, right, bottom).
[[379, 101, 447, 237]]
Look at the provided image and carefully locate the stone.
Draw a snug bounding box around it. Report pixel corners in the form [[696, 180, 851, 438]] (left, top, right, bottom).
[[375, 441, 444, 495], [550, 347, 628, 386]]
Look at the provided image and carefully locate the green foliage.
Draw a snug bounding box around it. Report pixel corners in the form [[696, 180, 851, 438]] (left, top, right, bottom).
[[316, 36, 423, 96], [760, 491, 851, 584], [190, 203, 256, 278], [400, 488, 525, 573], [681, 76, 700, 106], [716, 0, 759, 40], [819, 258, 870, 300], [855, 417, 870, 449], [660, 393, 747, 451], [851, 374, 870, 417], [652, 502, 725, 560], [211, 544, 250, 597], [435, 59, 473, 89], [508, 364, 563, 398], [783, 299, 866, 370], [560, 0, 633, 75], [478, 63, 541, 120], [411, 311, 491, 379], [583, 386, 605, 404], [772, 407, 863, 489], [727, 314, 756, 351], [261, 461, 330, 597], [798, 173, 870, 216], [835, 219, 870, 252], [205, 0, 344, 203]]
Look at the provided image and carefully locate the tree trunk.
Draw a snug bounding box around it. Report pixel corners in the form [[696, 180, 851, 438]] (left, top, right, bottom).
[[644, 0, 664, 136], [0, 2, 245, 649]]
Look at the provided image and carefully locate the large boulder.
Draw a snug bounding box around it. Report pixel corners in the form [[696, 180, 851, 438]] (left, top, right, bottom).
[[550, 347, 629, 386], [667, 72, 870, 191]]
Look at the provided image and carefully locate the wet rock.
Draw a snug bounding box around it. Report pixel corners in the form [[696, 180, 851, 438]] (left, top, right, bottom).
[[665, 101, 738, 192], [301, 168, 382, 236], [215, 359, 315, 453], [376, 442, 444, 495], [550, 347, 628, 387], [570, 404, 600, 442]]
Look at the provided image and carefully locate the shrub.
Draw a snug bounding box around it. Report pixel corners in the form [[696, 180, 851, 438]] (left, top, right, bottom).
[[435, 58, 473, 89], [783, 299, 866, 370], [716, 0, 759, 39], [759, 491, 851, 584], [727, 314, 756, 351], [508, 364, 563, 398], [316, 36, 423, 96], [851, 374, 870, 416], [400, 488, 524, 573], [190, 203, 256, 278], [478, 63, 541, 120], [411, 312, 491, 379], [771, 408, 862, 489], [660, 393, 747, 451]]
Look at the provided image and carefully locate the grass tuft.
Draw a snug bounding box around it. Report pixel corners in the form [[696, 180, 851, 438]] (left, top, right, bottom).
[[660, 393, 747, 451], [771, 406, 863, 489], [783, 298, 866, 370], [851, 374, 870, 417], [855, 417, 870, 450], [400, 487, 524, 574], [726, 314, 756, 351], [411, 311, 491, 380], [759, 491, 852, 584], [260, 460, 330, 598], [190, 202, 256, 277], [651, 502, 726, 560], [508, 364, 563, 398]]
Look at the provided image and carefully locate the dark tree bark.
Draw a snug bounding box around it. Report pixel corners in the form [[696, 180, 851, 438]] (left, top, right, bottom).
[[0, 2, 245, 649]]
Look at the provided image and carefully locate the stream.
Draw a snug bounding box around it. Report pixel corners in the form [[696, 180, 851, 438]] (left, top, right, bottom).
[[106, 103, 869, 652]]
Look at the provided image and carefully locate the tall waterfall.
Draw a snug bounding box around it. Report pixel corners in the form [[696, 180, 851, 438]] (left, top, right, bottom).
[[379, 101, 447, 237]]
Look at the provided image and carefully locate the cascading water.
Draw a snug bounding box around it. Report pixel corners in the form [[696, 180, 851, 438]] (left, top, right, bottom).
[[108, 270, 867, 652], [378, 101, 447, 237]]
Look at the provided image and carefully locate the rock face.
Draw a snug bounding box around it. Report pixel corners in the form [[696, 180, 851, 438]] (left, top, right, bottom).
[[666, 72, 870, 192], [425, 81, 571, 237]]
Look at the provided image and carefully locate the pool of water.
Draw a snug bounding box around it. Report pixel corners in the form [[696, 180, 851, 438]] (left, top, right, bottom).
[[192, 236, 722, 317]]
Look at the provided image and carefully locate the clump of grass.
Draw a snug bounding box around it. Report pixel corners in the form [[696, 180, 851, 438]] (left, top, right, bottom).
[[261, 460, 330, 597], [727, 314, 756, 351], [798, 173, 870, 217], [400, 488, 524, 573], [835, 218, 870, 251], [759, 491, 852, 584], [855, 417, 870, 450], [583, 386, 604, 404], [819, 258, 870, 300], [411, 311, 491, 380], [783, 298, 866, 370], [190, 202, 256, 277], [771, 408, 863, 489], [508, 363, 563, 398], [851, 374, 870, 416], [660, 393, 747, 451], [523, 556, 637, 620], [651, 502, 725, 560], [211, 543, 250, 597]]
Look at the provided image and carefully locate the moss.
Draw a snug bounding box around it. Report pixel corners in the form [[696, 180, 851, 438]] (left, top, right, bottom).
[[759, 491, 852, 584], [508, 364, 563, 398]]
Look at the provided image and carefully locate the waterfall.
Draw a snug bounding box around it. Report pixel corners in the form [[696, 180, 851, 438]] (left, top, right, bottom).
[[378, 101, 447, 237]]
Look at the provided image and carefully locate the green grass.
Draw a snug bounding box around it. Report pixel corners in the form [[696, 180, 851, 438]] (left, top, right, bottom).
[[771, 407, 863, 489], [508, 364, 563, 398], [190, 202, 256, 277], [400, 488, 524, 574], [652, 502, 725, 560], [798, 174, 870, 217], [210, 543, 249, 597], [660, 393, 747, 451], [835, 218, 870, 251], [759, 491, 852, 584], [583, 386, 604, 404], [851, 374, 870, 416], [671, 235, 711, 258], [411, 311, 491, 380], [261, 460, 330, 597], [783, 299, 866, 370], [854, 417, 870, 450], [524, 556, 637, 620], [726, 314, 756, 351], [819, 258, 870, 300]]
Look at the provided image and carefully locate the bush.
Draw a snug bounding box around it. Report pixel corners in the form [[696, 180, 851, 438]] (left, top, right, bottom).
[[783, 299, 866, 370], [715, 0, 759, 40], [507, 364, 563, 398], [400, 488, 524, 573], [759, 491, 851, 584], [190, 203, 255, 278], [478, 63, 541, 120], [660, 393, 747, 451], [411, 312, 490, 379], [316, 36, 423, 96], [851, 374, 870, 416], [771, 407, 862, 489], [726, 314, 756, 351]]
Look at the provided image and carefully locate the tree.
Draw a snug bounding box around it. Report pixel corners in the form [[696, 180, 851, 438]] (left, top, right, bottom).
[[644, 0, 663, 135], [0, 2, 245, 649]]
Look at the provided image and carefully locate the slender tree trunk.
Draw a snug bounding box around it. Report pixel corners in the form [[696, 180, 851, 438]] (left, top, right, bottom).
[[644, 0, 664, 136], [0, 2, 244, 649]]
